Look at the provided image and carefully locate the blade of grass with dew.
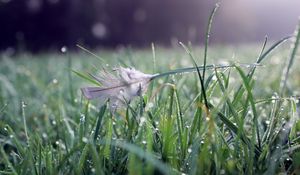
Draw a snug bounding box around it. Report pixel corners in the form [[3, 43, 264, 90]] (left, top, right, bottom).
[[76, 143, 90, 174], [179, 42, 209, 109], [235, 65, 261, 148], [104, 117, 113, 159], [88, 143, 105, 175], [280, 20, 300, 95], [174, 87, 185, 160], [93, 103, 107, 142], [202, 3, 219, 82]]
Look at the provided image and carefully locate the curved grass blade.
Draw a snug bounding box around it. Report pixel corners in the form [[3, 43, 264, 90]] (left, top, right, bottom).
[[179, 42, 209, 108]]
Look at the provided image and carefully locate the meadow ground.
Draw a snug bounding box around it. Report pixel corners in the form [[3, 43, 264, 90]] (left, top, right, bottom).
[[0, 41, 300, 174]]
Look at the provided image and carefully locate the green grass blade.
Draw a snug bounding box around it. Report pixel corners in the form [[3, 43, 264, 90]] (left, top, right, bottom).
[[71, 69, 101, 86], [235, 66, 261, 148], [203, 3, 219, 81], [179, 42, 209, 109], [280, 20, 300, 95], [93, 104, 107, 142]]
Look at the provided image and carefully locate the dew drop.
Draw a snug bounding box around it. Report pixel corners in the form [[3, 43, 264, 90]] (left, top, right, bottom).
[[91, 168, 95, 173], [82, 137, 88, 143], [140, 117, 146, 124], [52, 79, 58, 84], [265, 120, 270, 125], [212, 76, 217, 81], [142, 140, 147, 145], [22, 101, 27, 108], [147, 102, 154, 109], [61, 46, 67, 53], [187, 148, 192, 153], [80, 114, 85, 123], [42, 133, 47, 139]]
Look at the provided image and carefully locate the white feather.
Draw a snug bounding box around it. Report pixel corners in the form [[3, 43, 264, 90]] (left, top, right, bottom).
[[81, 67, 156, 111]]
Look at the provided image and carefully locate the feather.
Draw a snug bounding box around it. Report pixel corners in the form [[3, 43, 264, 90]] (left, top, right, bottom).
[[81, 66, 156, 111]]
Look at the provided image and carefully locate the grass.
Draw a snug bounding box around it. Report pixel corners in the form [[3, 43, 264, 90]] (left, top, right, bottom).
[[0, 40, 299, 174], [1, 11, 300, 175]]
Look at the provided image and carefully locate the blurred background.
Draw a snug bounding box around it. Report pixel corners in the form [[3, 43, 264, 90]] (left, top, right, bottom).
[[0, 0, 300, 53]]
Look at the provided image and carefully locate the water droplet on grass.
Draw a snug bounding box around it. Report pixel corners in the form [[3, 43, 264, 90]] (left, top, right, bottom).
[[61, 46, 67, 53], [22, 101, 27, 108], [187, 148, 192, 153], [52, 79, 58, 84], [82, 137, 88, 143], [142, 140, 147, 145], [265, 120, 270, 125], [80, 114, 85, 123], [42, 133, 47, 139], [140, 117, 146, 124]]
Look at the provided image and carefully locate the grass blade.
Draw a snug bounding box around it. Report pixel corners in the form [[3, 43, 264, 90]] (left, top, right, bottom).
[[203, 3, 219, 81], [280, 20, 300, 95]]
